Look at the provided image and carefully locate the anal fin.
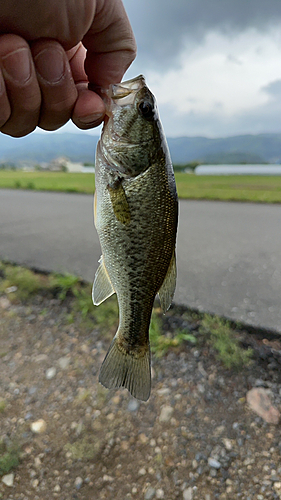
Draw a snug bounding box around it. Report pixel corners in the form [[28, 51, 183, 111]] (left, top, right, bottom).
[[92, 256, 115, 305], [158, 250, 177, 313]]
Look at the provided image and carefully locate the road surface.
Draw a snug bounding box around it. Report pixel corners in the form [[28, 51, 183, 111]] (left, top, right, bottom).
[[0, 189, 280, 333]]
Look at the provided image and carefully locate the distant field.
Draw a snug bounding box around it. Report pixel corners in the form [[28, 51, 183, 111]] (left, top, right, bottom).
[[0, 171, 95, 194], [175, 173, 281, 203], [0, 170, 281, 202]]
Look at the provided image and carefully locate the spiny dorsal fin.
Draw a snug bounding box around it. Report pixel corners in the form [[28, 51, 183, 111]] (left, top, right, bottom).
[[158, 250, 177, 313], [99, 336, 151, 401], [92, 256, 115, 306]]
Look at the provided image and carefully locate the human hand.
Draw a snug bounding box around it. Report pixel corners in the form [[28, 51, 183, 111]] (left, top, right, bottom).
[[0, 0, 136, 137]]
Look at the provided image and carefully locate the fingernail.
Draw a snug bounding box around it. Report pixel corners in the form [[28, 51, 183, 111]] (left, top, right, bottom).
[[2, 48, 32, 84], [34, 47, 65, 83], [79, 113, 104, 125]]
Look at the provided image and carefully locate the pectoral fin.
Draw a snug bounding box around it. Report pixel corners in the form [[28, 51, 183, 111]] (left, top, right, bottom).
[[158, 250, 177, 313], [92, 256, 115, 305], [108, 181, 131, 225]]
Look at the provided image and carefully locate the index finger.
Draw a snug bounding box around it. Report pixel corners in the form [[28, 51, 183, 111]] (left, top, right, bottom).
[[82, 0, 136, 88]]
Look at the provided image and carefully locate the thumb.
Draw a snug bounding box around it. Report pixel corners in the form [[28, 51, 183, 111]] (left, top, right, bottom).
[[83, 0, 136, 88]]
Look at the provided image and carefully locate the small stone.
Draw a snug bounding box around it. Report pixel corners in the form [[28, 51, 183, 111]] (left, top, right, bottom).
[[159, 405, 174, 423], [208, 457, 221, 469], [156, 489, 164, 499], [0, 296, 11, 309], [58, 356, 71, 370], [54, 484, 61, 492], [46, 367, 56, 380], [144, 487, 156, 500], [32, 479, 39, 488], [210, 468, 217, 477], [183, 487, 193, 500], [5, 285, 17, 294], [222, 438, 232, 451], [127, 399, 140, 412], [28, 386, 37, 395], [30, 419, 47, 434], [2, 473, 14, 487], [103, 475, 114, 482], [255, 379, 266, 387], [138, 468, 146, 476], [34, 354, 48, 363], [157, 388, 171, 395], [74, 477, 83, 490], [246, 387, 280, 424], [139, 433, 148, 444], [214, 424, 225, 436]]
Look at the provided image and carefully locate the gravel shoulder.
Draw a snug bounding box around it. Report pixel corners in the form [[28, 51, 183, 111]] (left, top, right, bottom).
[[1, 268, 281, 500]]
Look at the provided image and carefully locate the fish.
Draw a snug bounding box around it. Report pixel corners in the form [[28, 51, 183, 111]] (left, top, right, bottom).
[[92, 75, 178, 401]]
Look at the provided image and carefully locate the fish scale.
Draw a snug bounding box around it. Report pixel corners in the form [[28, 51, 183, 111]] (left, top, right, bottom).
[[93, 75, 178, 401]]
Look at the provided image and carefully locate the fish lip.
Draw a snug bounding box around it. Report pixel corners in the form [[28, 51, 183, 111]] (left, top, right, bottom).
[[110, 75, 146, 100], [93, 75, 147, 116]]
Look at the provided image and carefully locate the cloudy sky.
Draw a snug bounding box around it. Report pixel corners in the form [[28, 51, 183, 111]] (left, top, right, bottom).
[[120, 0, 281, 138], [59, 0, 281, 138]]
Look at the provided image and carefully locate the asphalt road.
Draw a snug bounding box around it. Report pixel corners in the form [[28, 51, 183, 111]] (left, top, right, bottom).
[[0, 189, 280, 333]]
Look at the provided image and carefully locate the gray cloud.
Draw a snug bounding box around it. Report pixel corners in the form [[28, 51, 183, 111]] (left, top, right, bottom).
[[156, 87, 281, 138], [262, 79, 281, 97], [123, 0, 281, 68]]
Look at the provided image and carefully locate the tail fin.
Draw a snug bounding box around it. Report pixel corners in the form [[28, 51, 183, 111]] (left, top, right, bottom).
[[99, 337, 151, 401]]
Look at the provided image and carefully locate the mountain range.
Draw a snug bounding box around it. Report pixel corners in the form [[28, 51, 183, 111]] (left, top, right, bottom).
[[1, 132, 281, 165]]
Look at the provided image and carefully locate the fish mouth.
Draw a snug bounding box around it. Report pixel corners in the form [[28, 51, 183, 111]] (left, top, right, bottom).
[[97, 75, 147, 117], [104, 75, 146, 109]]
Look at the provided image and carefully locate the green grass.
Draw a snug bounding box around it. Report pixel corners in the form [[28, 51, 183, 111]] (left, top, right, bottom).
[[49, 273, 80, 300], [0, 171, 95, 194], [0, 264, 46, 300], [1, 170, 281, 202], [200, 314, 253, 369], [0, 261, 254, 368], [150, 311, 197, 358], [0, 399, 6, 413], [0, 440, 21, 475], [175, 173, 281, 203]]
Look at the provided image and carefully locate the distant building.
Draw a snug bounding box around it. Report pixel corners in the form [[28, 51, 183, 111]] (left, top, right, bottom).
[[47, 157, 94, 173], [47, 157, 68, 171], [195, 164, 281, 175]]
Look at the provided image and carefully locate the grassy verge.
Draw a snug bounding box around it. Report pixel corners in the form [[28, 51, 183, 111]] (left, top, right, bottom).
[[0, 171, 281, 202], [0, 261, 253, 370]]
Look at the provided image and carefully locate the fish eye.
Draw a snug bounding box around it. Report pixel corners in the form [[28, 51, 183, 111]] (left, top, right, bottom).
[[138, 100, 154, 120]]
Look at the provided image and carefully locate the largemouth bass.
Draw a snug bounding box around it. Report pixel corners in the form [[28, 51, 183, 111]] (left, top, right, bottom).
[[93, 75, 178, 401]]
